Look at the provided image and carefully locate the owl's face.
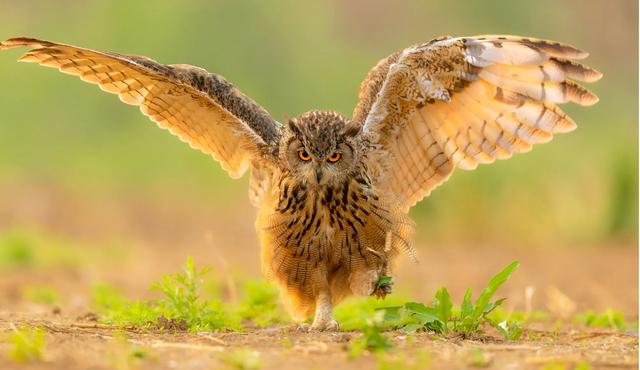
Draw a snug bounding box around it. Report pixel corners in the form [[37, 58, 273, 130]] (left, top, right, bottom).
[[280, 110, 363, 187]]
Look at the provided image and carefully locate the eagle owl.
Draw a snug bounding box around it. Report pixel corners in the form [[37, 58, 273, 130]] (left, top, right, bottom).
[[1, 35, 600, 330]]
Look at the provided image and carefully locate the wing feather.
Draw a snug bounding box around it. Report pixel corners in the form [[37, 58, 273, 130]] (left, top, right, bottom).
[[354, 35, 601, 211], [1, 37, 281, 179]]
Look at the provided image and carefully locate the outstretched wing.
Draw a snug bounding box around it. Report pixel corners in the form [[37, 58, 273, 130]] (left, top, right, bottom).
[[353, 35, 601, 211], [0, 37, 281, 179]]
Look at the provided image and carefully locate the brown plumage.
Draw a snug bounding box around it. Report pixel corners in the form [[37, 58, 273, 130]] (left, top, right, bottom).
[[0, 35, 601, 330]]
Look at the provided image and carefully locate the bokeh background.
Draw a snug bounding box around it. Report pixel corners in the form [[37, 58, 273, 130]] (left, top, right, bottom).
[[0, 0, 637, 315]]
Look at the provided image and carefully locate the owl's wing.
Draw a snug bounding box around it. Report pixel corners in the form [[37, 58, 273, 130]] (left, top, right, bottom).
[[353, 35, 601, 212], [0, 37, 281, 179]]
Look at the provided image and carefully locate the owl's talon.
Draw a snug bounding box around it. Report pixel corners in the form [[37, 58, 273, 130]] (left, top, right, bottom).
[[297, 323, 311, 332], [310, 319, 340, 331]]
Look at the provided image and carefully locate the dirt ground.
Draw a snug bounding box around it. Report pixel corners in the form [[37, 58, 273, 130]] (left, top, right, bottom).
[[0, 184, 637, 369]]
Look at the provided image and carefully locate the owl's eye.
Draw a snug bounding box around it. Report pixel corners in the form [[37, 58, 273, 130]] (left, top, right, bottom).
[[298, 149, 311, 161], [327, 152, 341, 163]]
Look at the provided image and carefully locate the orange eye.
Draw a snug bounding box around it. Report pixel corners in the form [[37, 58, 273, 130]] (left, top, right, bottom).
[[298, 149, 311, 161], [327, 152, 341, 163]]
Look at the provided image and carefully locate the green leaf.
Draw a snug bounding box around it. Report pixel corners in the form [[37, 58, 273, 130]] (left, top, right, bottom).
[[375, 275, 394, 289], [425, 319, 446, 334], [405, 302, 450, 333], [403, 302, 437, 323], [403, 302, 432, 315], [473, 261, 519, 320], [402, 302, 445, 332], [433, 287, 453, 332], [484, 298, 506, 315], [460, 288, 474, 319], [489, 319, 523, 341], [400, 323, 423, 333], [376, 306, 402, 322]]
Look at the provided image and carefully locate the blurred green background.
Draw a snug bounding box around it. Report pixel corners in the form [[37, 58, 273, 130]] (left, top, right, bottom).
[[0, 0, 636, 248]]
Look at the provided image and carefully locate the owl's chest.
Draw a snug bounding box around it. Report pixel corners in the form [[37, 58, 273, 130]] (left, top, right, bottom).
[[257, 178, 399, 268], [271, 182, 368, 245]]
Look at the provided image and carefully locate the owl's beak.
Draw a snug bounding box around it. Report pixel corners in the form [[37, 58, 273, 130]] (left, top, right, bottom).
[[315, 167, 323, 183]]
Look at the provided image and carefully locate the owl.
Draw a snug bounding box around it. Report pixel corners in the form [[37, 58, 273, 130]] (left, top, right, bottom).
[[0, 35, 600, 330]]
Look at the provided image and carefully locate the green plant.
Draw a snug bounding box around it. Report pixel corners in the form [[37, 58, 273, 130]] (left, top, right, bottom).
[[542, 362, 568, 370], [334, 295, 409, 331], [467, 347, 491, 367], [152, 257, 238, 331], [6, 325, 46, 363], [349, 311, 394, 357], [375, 349, 431, 370], [572, 309, 630, 330], [0, 228, 125, 270], [92, 283, 159, 327], [236, 279, 289, 327], [540, 362, 592, 370], [575, 362, 592, 370], [375, 276, 394, 289], [22, 285, 60, 305], [486, 307, 548, 323], [108, 332, 154, 370], [0, 231, 35, 268], [492, 320, 523, 341], [92, 257, 239, 331], [220, 348, 262, 370], [382, 261, 520, 339]]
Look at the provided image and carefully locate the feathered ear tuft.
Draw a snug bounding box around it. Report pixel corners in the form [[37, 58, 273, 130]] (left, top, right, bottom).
[[341, 121, 362, 138], [287, 117, 301, 136]]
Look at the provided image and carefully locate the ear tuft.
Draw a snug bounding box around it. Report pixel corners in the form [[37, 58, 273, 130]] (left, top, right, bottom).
[[341, 121, 362, 137], [287, 118, 301, 135]]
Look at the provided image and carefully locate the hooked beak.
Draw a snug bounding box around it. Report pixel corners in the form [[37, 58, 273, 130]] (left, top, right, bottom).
[[315, 167, 323, 183]]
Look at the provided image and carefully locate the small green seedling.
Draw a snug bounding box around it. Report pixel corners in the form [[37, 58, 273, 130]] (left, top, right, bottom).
[[349, 311, 394, 357], [486, 307, 548, 323], [574, 362, 592, 370], [0, 229, 96, 269], [467, 347, 491, 367], [383, 261, 520, 339], [0, 231, 35, 268], [572, 309, 630, 330], [541, 362, 592, 370], [375, 349, 431, 370], [108, 332, 155, 370], [22, 285, 60, 305], [6, 325, 46, 363], [220, 348, 262, 370], [492, 319, 523, 341]]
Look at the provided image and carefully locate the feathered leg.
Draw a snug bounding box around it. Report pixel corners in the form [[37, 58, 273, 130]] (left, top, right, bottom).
[[310, 289, 338, 331]]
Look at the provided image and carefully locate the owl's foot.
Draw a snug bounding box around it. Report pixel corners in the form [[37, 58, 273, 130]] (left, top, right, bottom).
[[297, 318, 339, 332], [305, 290, 340, 331], [372, 276, 394, 299], [310, 318, 339, 331]]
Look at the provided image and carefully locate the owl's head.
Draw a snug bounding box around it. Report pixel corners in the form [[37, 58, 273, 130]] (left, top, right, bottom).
[[280, 110, 363, 187]]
